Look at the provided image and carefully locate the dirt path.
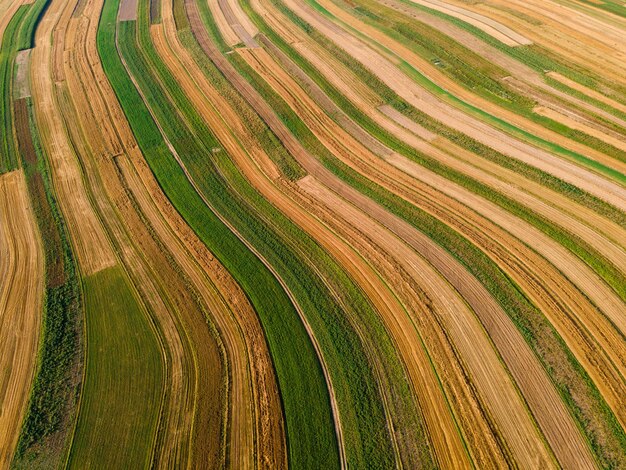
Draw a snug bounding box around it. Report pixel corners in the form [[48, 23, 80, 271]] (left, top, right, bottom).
[[0, 170, 44, 467], [13, 49, 31, 99]]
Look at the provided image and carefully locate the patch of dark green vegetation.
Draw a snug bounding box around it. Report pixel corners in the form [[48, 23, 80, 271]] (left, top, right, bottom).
[[12, 98, 83, 469], [578, 0, 626, 18], [234, 1, 626, 465]]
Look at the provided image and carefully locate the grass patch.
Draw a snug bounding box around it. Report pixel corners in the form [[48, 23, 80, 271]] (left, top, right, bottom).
[[66, 266, 164, 469]]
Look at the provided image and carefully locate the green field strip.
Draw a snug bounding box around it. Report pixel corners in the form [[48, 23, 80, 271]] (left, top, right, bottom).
[[12, 98, 84, 468], [227, 5, 626, 465], [174, 20, 436, 469], [98, 0, 348, 467], [66, 266, 164, 469], [576, 0, 626, 18]]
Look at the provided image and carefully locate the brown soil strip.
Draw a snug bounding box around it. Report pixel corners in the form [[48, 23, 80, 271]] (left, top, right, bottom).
[[502, 75, 626, 132], [207, 0, 240, 46], [534, 105, 626, 154], [29, 0, 116, 276], [231, 23, 258, 48], [118, 0, 137, 22], [14, 49, 31, 99], [0, 170, 44, 467]]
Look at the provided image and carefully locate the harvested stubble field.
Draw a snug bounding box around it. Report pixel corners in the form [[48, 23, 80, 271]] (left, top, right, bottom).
[[1, 0, 626, 467]]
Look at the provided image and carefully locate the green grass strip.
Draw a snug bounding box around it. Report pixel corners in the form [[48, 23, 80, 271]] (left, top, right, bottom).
[[66, 266, 164, 469]]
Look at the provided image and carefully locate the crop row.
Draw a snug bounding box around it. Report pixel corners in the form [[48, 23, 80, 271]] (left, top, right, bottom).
[[226, 1, 626, 464]]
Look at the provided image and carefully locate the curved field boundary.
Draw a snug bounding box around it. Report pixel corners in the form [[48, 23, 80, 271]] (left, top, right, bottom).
[[154, 8, 440, 467]]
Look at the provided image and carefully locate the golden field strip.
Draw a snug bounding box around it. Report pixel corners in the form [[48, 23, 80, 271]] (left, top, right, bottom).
[[1, 0, 626, 468]]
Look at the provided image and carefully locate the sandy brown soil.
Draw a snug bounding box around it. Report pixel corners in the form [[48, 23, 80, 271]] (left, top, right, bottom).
[[0, 170, 44, 467], [117, 0, 137, 21]]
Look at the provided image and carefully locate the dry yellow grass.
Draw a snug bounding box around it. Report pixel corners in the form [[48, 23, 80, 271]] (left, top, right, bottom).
[[0, 170, 43, 467]]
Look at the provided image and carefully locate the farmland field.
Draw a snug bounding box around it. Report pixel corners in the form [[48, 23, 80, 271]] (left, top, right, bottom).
[[1, 0, 626, 468]]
